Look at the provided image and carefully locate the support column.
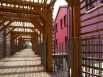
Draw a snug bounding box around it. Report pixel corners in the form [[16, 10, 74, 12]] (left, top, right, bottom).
[[3, 29, 6, 57], [10, 32, 15, 55], [35, 33, 38, 54], [46, 9, 53, 71], [66, 0, 82, 77], [31, 34, 35, 52]]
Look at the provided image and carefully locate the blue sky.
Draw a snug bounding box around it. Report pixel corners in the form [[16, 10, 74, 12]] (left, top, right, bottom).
[[53, 0, 67, 19]]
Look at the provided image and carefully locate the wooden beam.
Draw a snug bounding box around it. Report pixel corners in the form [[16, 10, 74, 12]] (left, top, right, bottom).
[[0, 20, 7, 26], [66, 0, 82, 77], [3, 29, 6, 57], [6, 28, 15, 36], [0, 0, 49, 8], [34, 8, 47, 21], [0, 12, 35, 21], [8, 26, 35, 29], [46, 9, 53, 71], [0, 21, 12, 32], [0, 17, 32, 22], [12, 31, 35, 35], [0, 6, 38, 15], [49, 0, 56, 7]]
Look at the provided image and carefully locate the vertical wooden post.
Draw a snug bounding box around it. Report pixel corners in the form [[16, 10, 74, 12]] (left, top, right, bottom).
[[31, 34, 35, 52], [66, 0, 82, 77], [10, 32, 15, 55], [3, 29, 6, 57], [35, 33, 38, 54], [46, 9, 53, 71]]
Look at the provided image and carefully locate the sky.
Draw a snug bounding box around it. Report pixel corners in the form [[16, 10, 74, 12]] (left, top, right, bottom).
[[53, 0, 68, 19]]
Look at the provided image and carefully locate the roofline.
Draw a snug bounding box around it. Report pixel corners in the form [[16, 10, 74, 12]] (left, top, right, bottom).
[[54, 5, 69, 23]]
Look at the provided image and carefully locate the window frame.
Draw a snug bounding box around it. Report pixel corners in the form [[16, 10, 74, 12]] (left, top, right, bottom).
[[86, 0, 94, 10], [60, 19, 63, 29], [100, 0, 103, 3], [64, 15, 67, 27], [55, 23, 58, 32]]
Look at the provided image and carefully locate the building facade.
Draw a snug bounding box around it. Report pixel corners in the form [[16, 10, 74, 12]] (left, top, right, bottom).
[[81, 0, 103, 37], [54, 6, 70, 53]]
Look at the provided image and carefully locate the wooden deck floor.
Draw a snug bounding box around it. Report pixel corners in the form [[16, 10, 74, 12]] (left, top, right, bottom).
[[0, 49, 67, 77]]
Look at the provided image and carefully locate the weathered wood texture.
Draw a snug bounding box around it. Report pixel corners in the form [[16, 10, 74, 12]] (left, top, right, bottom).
[[0, 49, 67, 77]]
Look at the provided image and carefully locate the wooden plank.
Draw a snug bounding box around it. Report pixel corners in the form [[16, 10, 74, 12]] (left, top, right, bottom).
[[0, 49, 67, 77]]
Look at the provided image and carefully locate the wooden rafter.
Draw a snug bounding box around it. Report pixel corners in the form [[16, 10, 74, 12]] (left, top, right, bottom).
[[6, 28, 15, 36], [0, 6, 38, 15], [0, 21, 12, 32], [8, 26, 35, 29], [0, 20, 7, 26], [0, 0, 49, 8], [12, 31, 35, 35]]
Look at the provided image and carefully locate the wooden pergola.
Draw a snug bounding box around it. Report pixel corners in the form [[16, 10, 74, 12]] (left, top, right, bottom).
[[0, 0, 81, 77]]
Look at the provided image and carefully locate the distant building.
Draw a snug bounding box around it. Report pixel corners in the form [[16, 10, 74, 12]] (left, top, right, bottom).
[[54, 5, 70, 53]]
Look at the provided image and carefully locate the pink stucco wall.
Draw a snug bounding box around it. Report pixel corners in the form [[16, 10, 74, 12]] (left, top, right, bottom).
[[54, 7, 68, 52]]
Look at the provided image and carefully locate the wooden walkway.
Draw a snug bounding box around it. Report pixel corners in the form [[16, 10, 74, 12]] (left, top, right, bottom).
[[0, 49, 67, 77]]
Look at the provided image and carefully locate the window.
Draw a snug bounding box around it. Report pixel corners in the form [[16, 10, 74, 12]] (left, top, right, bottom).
[[64, 15, 67, 27], [55, 23, 58, 32], [86, 0, 94, 10], [100, 0, 103, 3], [65, 36, 67, 45], [56, 39, 58, 45], [60, 19, 63, 29]]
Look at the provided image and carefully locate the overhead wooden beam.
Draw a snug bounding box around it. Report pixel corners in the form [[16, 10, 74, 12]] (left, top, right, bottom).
[[21, 37, 31, 40], [0, 0, 49, 8], [0, 6, 38, 15], [49, 0, 56, 7], [0, 20, 7, 26], [31, 21, 43, 32], [0, 21, 12, 32], [6, 28, 15, 36], [34, 8, 47, 21], [0, 12, 35, 21], [8, 26, 35, 29], [12, 31, 35, 35], [0, 16, 32, 22]]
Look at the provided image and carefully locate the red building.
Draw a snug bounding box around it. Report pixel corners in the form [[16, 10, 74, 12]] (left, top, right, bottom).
[[54, 6, 70, 53]]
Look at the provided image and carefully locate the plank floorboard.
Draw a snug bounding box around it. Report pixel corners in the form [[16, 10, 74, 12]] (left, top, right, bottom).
[[0, 49, 67, 77]]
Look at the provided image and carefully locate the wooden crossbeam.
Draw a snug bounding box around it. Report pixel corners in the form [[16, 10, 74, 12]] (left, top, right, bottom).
[[21, 38, 32, 39], [0, 20, 7, 26], [0, 21, 12, 32], [0, 17, 32, 22], [12, 31, 35, 35], [49, 0, 56, 7], [0, 6, 38, 15], [8, 26, 35, 29], [35, 8, 47, 21], [0, 12, 37, 20], [6, 28, 15, 36], [0, 0, 49, 8]]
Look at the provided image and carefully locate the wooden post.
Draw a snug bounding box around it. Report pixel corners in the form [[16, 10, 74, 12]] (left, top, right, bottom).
[[35, 34, 38, 54], [10, 32, 15, 55], [46, 9, 53, 71], [3, 29, 6, 57], [66, 0, 82, 77], [31, 34, 35, 52]]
